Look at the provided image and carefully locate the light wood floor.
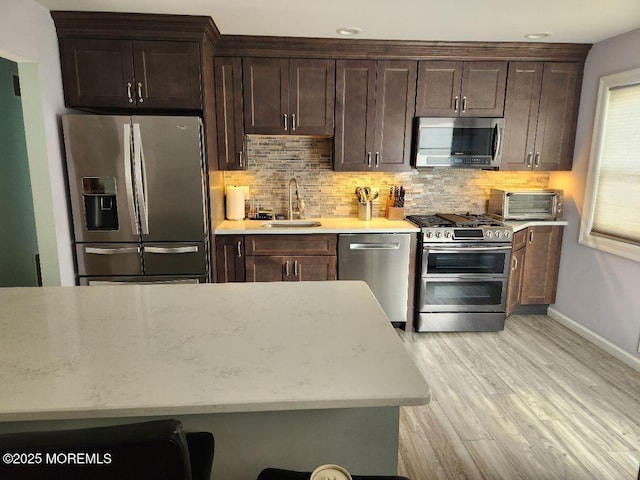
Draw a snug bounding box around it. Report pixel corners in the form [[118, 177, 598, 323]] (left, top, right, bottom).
[[397, 314, 640, 480]]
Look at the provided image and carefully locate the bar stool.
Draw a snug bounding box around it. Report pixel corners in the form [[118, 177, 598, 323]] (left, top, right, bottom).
[[0, 419, 213, 480]]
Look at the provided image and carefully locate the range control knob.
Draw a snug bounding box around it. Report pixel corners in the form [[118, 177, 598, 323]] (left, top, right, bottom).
[[425, 231, 433, 238], [486, 230, 493, 239], [435, 231, 442, 238], [504, 230, 511, 239], [444, 231, 452, 238]]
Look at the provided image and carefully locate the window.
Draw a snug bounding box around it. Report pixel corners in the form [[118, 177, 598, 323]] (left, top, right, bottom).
[[580, 68, 640, 262]]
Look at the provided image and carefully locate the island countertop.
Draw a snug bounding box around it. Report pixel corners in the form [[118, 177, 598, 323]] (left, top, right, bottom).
[[0, 282, 430, 423]]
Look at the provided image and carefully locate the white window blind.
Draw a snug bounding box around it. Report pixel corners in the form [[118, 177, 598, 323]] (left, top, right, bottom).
[[580, 67, 640, 262], [591, 82, 640, 244]]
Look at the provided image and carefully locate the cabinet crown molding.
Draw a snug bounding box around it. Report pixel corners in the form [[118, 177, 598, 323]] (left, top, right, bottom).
[[216, 35, 591, 62], [51, 11, 221, 44]]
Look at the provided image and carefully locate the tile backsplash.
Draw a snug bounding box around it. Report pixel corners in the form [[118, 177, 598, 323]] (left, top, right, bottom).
[[223, 136, 550, 218]]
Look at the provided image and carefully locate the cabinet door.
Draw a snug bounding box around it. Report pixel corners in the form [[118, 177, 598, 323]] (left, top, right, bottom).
[[245, 256, 287, 282], [415, 61, 462, 117], [334, 60, 377, 171], [215, 57, 246, 170], [460, 61, 507, 117], [501, 62, 544, 171], [520, 226, 563, 305], [289, 59, 335, 136], [533, 63, 582, 171], [59, 38, 134, 109], [506, 246, 525, 316], [243, 58, 289, 134], [132, 40, 202, 110], [373, 61, 416, 171], [291, 256, 337, 281], [215, 235, 245, 282]]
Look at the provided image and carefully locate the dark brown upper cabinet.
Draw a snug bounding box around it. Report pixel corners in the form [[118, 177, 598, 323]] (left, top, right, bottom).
[[58, 38, 202, 110], [415, 61, 507, 117], [242, 58, 335, 136], [214, 57, 246, 170], [501, 62, 582, 171], [334, 60, 416, 172]]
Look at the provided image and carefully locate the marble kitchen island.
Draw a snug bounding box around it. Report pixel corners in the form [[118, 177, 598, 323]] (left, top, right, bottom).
[[0, 282, 430, 479]]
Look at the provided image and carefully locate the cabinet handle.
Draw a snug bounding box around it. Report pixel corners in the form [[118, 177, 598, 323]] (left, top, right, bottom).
[[367, 152, 372, 167], [293, 259, 298, 276], [375, 152, 380, 168], [239, 151, 243, 168], [127, 82, 134, 103], [534, 152, 541, 167], [236, 241, 242, 258], [512, 255, 518, 271], [285, 260, 290, 276], [529, 230, 534, 243], [462, 96, 467, 113], [137, 82, 144, 103], [291, 113, 296, 132], [526, 152, 533, 167], [454, 96, 459, 113], [283, 113, 288, 131]]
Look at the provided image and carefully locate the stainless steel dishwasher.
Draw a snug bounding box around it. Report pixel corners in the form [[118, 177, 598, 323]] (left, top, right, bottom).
[[338, 233, 414, 326]]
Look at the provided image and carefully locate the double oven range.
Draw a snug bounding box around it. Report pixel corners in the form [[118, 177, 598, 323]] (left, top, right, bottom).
[[406, 214, 513, 332]]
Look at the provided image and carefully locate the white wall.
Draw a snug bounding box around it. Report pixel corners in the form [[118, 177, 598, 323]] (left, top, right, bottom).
[[550, 27, 640, 358], [0, 0, 74, 285]]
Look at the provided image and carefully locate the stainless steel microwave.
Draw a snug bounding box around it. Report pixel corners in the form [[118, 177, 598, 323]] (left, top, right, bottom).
[[414, 117, 504, 169], [488, 188, 564, 220]]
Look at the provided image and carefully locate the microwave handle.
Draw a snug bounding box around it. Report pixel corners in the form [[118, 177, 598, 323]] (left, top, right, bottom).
[[493, 123, 503, 161]]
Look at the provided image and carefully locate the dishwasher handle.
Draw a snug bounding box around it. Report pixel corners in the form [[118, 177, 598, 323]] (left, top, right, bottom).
[[349, 243, 400, 250]]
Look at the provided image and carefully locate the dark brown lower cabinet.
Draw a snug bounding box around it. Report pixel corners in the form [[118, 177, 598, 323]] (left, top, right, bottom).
[[520, 225, 564, 304], [216, 234, 337, 283], [506, 225, 564, 315], [506, 241, 526, 316], [245, 255, 336, 282], [215, 235, 245, 282]]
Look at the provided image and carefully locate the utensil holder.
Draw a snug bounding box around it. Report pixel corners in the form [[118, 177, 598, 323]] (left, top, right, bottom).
[[358, 202, 372, 221]]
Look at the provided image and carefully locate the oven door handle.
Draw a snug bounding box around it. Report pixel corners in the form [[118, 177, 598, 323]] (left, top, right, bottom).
[[425, 246, 512, 253]]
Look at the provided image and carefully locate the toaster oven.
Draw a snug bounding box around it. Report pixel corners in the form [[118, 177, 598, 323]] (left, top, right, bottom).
[[488, 188, 563, 220]]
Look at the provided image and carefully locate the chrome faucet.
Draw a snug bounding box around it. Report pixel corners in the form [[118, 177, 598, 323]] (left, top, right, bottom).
[[288, 177, 299, 220]]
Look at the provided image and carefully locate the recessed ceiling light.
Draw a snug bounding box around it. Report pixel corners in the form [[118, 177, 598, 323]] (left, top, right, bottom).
[[524, 32, 551, 40], [336, 27, 362, 36]]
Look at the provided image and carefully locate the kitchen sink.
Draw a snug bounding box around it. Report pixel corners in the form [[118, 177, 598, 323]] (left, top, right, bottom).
[[262, 220, 322, 228]]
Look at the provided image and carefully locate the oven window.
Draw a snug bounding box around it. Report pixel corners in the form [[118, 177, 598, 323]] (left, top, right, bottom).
[[425, 251, 507, 275], [423, 280, 504, 307]]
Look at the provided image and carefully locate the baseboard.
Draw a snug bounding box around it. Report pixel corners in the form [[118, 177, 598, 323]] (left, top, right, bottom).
[[547, 307, 640, 373]]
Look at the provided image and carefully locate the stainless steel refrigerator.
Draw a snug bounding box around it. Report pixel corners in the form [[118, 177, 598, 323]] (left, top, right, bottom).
[[62, 114, 209, 285]]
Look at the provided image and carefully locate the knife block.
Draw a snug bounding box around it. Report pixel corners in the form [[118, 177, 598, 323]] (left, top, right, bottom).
[[385, 205, 404, 220]]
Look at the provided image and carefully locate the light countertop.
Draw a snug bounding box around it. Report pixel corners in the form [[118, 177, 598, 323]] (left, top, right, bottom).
[[0, 282, 430, 422], [215, 217, 419, 235], [503, 219, 569, 232]]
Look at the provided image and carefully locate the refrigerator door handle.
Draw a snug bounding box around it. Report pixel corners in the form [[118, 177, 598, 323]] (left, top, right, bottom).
[[144, 246, 199, 254], [85, 246, 141, 255], [123, 124, 139, 234], [133, 123, 149, 235]]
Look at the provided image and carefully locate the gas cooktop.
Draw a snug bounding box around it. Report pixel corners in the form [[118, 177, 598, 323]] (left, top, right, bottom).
[[406, 213, 512, 242], [406, 213, 504, 228]]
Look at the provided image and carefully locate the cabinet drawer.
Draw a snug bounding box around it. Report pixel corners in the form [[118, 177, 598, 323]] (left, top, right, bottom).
[[245, 235, 337, 256], [512, 229, 528, 251]]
